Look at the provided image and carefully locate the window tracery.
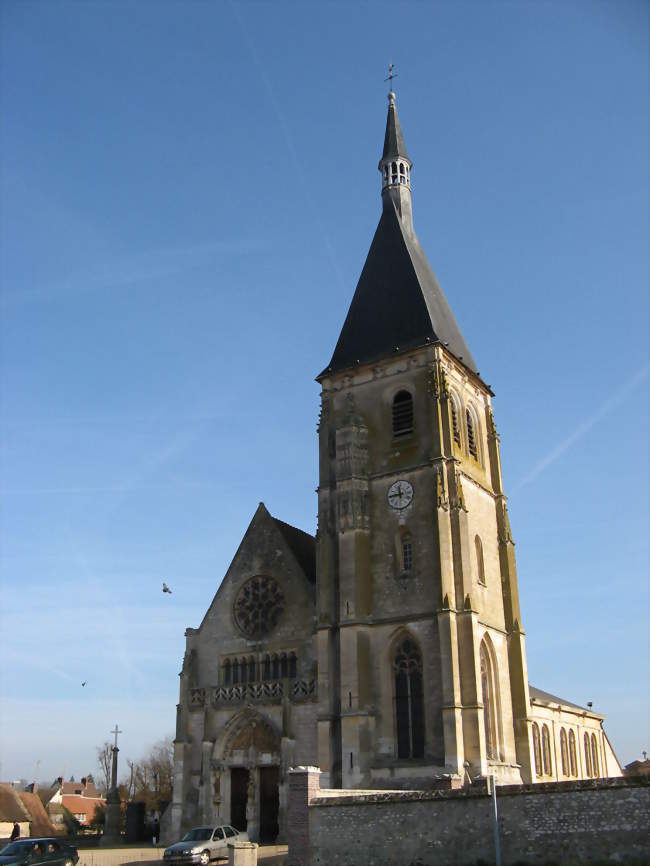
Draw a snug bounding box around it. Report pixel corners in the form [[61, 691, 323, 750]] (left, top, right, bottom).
[[393, 637, 424, 759], [233, 575, 285, 638]]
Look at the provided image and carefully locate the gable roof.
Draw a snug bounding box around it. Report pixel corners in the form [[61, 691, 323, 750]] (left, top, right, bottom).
[[18, 793, 56, 836], [0, 784, 30, 823], [272, 516, 316, 584], [322, 198, 478, 377]]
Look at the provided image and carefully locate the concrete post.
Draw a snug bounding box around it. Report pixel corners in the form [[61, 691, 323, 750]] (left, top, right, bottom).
[[227, 841, 258, 866], [286, 766, 321, 866]]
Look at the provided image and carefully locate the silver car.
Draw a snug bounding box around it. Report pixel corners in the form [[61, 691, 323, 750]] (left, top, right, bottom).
[[163, 826, 249, 865]]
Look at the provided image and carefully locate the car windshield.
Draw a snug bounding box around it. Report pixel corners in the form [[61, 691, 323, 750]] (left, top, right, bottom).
[[180, 829, 212, 842], [1, 843, 32, 855]]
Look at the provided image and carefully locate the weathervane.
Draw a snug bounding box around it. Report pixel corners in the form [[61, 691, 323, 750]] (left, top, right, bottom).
[[385, 63, 398, 90]]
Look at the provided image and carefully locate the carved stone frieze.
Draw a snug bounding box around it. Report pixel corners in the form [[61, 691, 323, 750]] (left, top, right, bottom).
[[452, 471, 468, 512], [486, 406, 499, 441], [436, 467, 449, 511], [427, 360, 449, 400]]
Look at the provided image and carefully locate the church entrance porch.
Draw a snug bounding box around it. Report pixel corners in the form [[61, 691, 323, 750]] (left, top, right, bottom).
[[229, 767, 249, 832]]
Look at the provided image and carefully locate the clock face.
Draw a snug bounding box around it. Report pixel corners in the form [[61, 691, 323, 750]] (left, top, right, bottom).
[[387, 480, 414, 510]]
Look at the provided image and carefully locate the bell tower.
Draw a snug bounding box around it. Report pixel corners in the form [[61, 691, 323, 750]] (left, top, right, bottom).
[[315, 87, 533, 788]]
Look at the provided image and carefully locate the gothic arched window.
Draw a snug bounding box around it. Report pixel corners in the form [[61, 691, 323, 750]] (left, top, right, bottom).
[[289, 652, 297, 679], [542, 725, 552, 776], [263, 654, 271, 681], [466, 408, 478, 459], [475, 535, 486, 585], [248, 656, 256, 682], [450, 396, 461, 446], [584, 733, 592, 777], [591, 734, 599, 778], [401, 532, 413, 572], [240, 657, 248, 684], [271, 654, 279, 679], [394, 637, 424, 759], [232, 658, 240, 685], [280, 652, 288, 678], [560, 728, 569, 776], [392, 390, 414, 437], [480, 640, 499, 760], [569, 729, 577, 776], [223, 659, 231, 686], [532, 723, 542, 776]]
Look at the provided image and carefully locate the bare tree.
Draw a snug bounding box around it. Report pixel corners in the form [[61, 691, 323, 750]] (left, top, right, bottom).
[[96, 741, 113, 794], [120, 736, 174, 810]]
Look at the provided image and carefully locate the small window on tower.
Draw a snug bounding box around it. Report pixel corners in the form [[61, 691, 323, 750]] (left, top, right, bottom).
[[402, 536, 413, 572], [392, 390, 414, 437], [475, 535, 486, 585], [450, 398, 461, 446], [466, 409, 478, 459]]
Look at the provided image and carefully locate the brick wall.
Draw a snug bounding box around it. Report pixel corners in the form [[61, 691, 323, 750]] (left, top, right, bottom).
[[299, 775, 650, 865]]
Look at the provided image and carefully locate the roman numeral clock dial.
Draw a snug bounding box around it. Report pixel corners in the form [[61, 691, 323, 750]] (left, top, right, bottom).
[[387, 479, 414, 510]]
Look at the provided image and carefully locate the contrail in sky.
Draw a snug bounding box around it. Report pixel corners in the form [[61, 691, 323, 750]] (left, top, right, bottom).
[[513, 363, 649, 492]]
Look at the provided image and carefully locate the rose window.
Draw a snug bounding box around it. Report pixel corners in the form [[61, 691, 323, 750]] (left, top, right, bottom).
[[233, 576, 285, 638]]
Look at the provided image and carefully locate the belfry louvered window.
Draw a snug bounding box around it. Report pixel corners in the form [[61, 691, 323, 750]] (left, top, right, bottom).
[[466, 409, 478, 458], [392, 391, 414, 437], [450, 399, 461, 445], [394, 638, 424, 759]]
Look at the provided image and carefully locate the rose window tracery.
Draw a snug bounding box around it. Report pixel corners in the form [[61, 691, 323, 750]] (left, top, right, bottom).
[[233, 576, 284, 638]]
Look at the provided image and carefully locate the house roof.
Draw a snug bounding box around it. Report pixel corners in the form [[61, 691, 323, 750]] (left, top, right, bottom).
[[60, 794, 105, 821], [272, 516, 316, 584], [60, 781, 100, 797], [322, 196, 478, 377], [18, 793, 56, 837], [0, 784, 30, 823]]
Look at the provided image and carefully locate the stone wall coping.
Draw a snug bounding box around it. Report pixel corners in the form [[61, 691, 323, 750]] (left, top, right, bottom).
[[226, 841, 258, 849], [310, 776, 649, 807]]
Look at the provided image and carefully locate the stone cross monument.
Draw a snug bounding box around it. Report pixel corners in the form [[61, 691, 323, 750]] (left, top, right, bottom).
[[100, 724, 123, 846]]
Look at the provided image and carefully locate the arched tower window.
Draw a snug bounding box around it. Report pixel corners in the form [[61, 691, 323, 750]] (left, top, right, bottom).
[[450, 395, 461, 446], [584, 733, 592, 777], [542, 725, 552, 775], [466, 408, 478, 459], [569, 729, 577, 776], [560, 728, 569, 776], [393, 637, 424, 759], [480, 640, 499, 760], [591, 734, 599, 778], [475, 535, 486, 585], [401, 531, 413, 572], [392, 390, 414, 437], [532, 723, 542, 776]]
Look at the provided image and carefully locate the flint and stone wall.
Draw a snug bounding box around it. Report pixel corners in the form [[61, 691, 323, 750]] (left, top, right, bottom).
[[288, 768, 650, 866]]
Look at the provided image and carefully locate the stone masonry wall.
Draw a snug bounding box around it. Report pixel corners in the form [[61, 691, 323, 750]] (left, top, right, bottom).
[[305, 776, 650, 866]]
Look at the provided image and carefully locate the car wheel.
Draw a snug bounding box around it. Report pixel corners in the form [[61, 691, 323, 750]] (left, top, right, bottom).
[[199, 851, 210, 866]]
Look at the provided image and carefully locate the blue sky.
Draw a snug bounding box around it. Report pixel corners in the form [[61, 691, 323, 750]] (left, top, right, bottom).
[[0, 0, 647, 783]]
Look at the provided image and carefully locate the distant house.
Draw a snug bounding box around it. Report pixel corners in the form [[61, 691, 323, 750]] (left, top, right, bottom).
[[0, 784, 30, 840], [625, 757, 650, 777], [45, 778, 105, 827]]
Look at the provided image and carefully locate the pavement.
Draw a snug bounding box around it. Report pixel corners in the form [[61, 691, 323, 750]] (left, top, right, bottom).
[[76, 846, 287, 866]]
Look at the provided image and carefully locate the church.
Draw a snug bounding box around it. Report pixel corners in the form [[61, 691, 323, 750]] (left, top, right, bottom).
[[168, 88, 622, 844]]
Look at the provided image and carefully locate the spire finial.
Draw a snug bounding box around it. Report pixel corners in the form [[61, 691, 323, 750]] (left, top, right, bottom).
[[385, 63, 397, 101]]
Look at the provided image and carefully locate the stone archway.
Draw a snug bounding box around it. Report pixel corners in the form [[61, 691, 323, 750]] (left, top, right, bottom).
[[211, 710, 283, 842]]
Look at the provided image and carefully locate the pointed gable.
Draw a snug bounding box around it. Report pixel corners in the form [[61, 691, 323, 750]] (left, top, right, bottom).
[[323, 198, 478, 376]]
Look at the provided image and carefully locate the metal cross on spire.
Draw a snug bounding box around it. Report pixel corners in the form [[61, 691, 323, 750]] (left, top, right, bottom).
[[384, 63, 398, 90], [110, 724, 122, 749]]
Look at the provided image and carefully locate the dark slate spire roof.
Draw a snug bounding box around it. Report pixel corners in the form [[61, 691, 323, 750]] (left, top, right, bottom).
[[382, 91, 410, 163], [321, 94, 478, 379]]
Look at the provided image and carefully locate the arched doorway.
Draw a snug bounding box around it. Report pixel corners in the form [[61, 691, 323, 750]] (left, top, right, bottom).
[[212, 710, 282, 842]]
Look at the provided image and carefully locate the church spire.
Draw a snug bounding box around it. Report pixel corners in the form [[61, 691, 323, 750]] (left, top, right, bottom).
[[378, 89, 413, 233], [320, 83, 480, 379]]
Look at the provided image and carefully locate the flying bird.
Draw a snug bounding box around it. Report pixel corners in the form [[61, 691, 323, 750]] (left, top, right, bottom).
[[162, 583, 172, 594], [81, 682, 87, 687]]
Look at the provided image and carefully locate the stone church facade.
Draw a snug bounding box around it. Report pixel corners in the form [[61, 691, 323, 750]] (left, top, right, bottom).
[[169, 90, 621, 843]]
